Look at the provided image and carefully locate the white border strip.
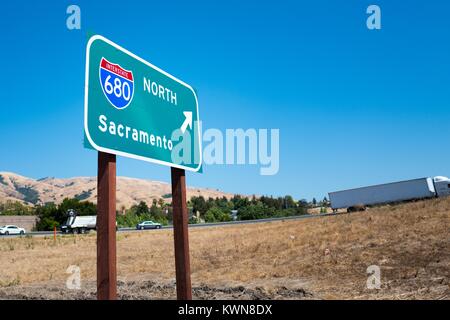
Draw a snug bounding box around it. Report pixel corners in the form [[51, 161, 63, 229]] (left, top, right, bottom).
[[84, 35, 202, 172]]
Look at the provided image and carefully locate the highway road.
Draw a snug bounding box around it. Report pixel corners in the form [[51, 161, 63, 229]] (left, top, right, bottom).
[[0, 212, 338, 239]]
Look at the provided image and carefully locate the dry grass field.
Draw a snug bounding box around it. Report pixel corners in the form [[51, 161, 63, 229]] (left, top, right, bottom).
[[0, 197, 449, 299]]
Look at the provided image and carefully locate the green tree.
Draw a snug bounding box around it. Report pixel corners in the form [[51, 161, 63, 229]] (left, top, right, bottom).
[[0, 201, 33, 215], [35, 203, 61, 230], [58, 198, 96, 216], [191, 196, 208, 216], [135, 201, 149, 216], [284, 195, 295, 209], [297, 199, 309, 208], [238, 203, 266, 220], [204, 207, 231, 223], [150, 201, 165, 222], [232, 195, 250, 210]]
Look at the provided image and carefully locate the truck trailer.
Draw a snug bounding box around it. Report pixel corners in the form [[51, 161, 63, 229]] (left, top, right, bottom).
[[328, 176, 450, 212], [61, 209, 96, 234]]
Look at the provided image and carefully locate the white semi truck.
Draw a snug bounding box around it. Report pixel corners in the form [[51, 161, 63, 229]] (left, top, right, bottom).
[[61, 209, 96, 234], [329, 176, 450, 212]]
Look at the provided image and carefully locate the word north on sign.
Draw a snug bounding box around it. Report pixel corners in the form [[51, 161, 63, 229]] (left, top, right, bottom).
[[84, 35, 202, 172]]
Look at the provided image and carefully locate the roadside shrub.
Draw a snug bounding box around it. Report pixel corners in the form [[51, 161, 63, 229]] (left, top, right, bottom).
[[0, 201, 33, 215], [204, 207, 231, 223], [116, 201, 168, 228]]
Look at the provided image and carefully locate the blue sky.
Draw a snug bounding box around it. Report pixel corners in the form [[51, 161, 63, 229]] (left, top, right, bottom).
[[0, 1, 449, 200]]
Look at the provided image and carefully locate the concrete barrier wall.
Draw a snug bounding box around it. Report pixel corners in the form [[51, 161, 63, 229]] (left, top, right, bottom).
[[0, 216, 38, 232]]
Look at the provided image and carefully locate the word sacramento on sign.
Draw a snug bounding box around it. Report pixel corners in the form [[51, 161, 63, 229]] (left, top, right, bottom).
[[84, 35, 202, 172]]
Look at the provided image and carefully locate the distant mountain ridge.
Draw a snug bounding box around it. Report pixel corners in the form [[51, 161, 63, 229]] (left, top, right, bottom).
[[0, 172, 236, 209]]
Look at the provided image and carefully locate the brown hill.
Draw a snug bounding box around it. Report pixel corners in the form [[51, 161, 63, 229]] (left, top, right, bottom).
[[0, 172, 236, 209]]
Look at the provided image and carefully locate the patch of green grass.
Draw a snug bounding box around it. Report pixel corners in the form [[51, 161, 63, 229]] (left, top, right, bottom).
[[0, 277, 21, 287]]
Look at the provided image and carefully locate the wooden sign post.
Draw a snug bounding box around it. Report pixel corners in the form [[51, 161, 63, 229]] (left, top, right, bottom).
[[95, 155, 193, 300], [96, 151, 117, 300], [171, 167, 192, 300]]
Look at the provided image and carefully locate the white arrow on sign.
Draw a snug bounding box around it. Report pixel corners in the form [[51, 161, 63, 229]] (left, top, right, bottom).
[[180, 111, 192, 134]]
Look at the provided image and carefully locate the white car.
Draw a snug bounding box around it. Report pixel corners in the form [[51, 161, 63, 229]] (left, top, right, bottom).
[[0, 225, 26, 236]]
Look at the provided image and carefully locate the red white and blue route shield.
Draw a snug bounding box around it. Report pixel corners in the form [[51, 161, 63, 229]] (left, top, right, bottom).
[[99, 58, 134, 109]]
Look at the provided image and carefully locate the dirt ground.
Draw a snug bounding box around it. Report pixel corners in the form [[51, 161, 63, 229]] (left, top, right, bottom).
[[0, 197, 449, 300]]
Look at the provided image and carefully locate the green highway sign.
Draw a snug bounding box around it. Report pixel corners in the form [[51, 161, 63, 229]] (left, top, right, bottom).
[[84, 35, 202, 172]]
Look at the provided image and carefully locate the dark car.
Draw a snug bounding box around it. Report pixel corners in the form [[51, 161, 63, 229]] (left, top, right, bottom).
[[136, 221, 162, 230]]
